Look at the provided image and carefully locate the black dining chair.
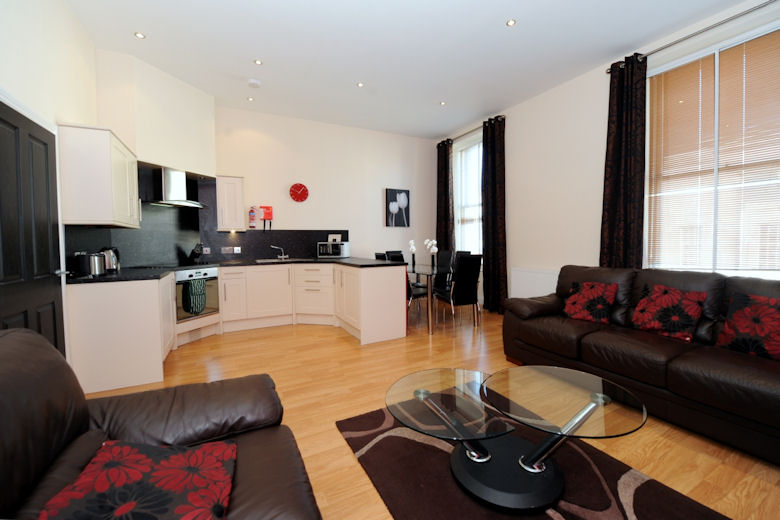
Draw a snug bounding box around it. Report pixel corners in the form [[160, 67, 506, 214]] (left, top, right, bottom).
[[434, 254, 482, 327], [375, 252, 387, 260], [385, 250, 403, 260], [436, 249, 453, 273], [386, 252, 405, 262], [407, 276, 427, 321]]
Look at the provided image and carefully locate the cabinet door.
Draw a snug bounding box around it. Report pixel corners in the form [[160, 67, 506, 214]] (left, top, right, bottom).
[[109, 136, 139, 228], [159, 274, 176, 357], [294, 286, 334, 314], [216, 176, 246, 231], [220, 275, 247, 321], [341, 267, 361, 329], [246, 266, 292, 318], [334, 267, 345, 318]]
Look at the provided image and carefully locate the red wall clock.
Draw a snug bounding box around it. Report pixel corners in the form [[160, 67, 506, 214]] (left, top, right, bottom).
[[289, 183, 309, 202]]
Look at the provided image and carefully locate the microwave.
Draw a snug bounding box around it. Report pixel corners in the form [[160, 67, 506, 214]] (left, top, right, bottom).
[[317, 241, 350, 258]]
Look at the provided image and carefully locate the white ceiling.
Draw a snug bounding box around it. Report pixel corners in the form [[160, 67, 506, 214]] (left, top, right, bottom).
[[65, 0, 740, 139]]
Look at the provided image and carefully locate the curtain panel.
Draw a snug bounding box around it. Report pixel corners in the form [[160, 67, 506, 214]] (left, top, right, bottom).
[[436, 139, 455, 251], [599, 53, 647, 269], [481, 116, 508, 313]]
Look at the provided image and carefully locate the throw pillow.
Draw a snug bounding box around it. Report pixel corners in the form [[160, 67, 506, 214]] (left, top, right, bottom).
[[716, 292, 780, 360], [564, 281, 619, 324], [632, 284, 707, 342], [38, 439, 237, 520]]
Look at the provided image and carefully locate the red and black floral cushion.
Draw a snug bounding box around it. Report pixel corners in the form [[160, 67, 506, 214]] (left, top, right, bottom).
[[39, 439, 236, 520], [564, 281, 619, 324], [631, 284, 707, 342], [716, 293, 780, 360]]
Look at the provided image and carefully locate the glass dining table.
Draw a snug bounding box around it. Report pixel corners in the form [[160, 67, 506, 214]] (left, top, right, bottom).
[[408, 264, 445, 334]]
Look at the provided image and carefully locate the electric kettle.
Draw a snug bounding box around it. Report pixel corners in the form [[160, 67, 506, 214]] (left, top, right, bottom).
[[99, 247, 120, 271]]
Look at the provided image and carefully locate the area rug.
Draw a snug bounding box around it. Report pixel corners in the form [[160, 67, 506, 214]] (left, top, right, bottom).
[[336, 408, 727, 520]]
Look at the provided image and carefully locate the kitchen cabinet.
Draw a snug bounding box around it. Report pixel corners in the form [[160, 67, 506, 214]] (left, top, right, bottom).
[[216, 176, 246, 231], [66, 276, 172, 393], [59, 125, 140, 228], [159, 273, 176, 358], [294, 264, 334, 324], [246, 265, 292, 318], [334, 265, 361, 330], [219, 267, 247, 321]]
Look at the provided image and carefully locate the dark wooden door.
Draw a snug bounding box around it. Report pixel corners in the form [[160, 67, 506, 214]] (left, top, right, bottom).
[[0, 100, 64, 354]]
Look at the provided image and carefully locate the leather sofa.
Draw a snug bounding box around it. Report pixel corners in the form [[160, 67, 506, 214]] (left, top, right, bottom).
[[0, 328, 321, 519], [503, 265, 780, 465]]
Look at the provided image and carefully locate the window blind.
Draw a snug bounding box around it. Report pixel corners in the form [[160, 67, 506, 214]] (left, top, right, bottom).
[[647, 28, 780, 275]]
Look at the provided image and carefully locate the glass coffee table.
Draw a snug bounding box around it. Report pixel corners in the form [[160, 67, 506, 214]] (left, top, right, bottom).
[[386, 366, 647, 510]]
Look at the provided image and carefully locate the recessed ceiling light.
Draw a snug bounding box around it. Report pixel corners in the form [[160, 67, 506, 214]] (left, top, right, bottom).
[[440, 101, 446, 106], [247, 97, 254, 102], [254, 59, 263, 66], [248, 78, 261, 88], [357, 82, 365, 88], [506, 19, 516, 27], [134, 32, 146, 39]]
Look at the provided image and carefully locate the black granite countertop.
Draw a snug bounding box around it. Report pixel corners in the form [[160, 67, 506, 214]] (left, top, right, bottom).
[[66, 258, 404, 284]]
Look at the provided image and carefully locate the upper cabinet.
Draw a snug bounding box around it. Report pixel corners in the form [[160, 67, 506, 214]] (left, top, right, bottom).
[[95, 50, 217, 178], [216, 176, 246, 231], [59, 125, 140, 228]]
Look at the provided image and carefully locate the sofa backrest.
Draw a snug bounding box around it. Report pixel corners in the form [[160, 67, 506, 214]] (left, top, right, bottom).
[[556, 265, 637, 325], [723, 276, 780, 307], [632, 269, 726, 344], [0, 329, 89, 517]]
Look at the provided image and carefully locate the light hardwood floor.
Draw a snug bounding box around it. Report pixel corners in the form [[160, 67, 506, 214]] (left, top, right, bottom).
[[88, 309, 780, 519]]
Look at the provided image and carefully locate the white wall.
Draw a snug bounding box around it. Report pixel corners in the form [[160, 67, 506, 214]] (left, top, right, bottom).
[[215, 107, 437, 259], [0, 0, 97, 129]]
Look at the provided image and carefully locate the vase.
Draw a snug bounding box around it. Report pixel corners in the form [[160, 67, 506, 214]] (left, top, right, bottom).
[[411, 253, 416, 271], [431, 254, 435, 269]]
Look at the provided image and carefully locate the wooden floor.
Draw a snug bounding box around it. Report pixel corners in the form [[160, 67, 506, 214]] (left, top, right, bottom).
[[89, 308, 780, 519]]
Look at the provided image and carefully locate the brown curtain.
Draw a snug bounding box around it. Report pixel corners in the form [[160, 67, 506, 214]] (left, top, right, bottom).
[[481, 116, 507, 313], [599, 53, 647, 269], [436, 139, 454, 251]]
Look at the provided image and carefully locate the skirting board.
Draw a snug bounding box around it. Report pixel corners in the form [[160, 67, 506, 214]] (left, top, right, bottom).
[[510, 268, 558, 298]]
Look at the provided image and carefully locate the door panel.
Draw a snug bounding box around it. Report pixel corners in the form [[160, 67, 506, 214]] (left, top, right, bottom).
[[0, 100, 64, 354]]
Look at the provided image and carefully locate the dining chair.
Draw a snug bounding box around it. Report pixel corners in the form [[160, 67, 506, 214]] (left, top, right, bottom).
[[433, 254, 482, 327], [386, 252, 405, 262], [406, 276, 427, 322], [385, 250, 403, 260], [375, 252, 387, 260], [436, 249, 453, 273]]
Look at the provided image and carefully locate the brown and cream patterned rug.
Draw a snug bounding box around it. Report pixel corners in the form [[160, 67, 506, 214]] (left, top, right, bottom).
[[336, 408, 728, 520]]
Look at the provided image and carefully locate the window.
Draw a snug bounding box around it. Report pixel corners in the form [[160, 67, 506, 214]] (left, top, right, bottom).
[[647, 28, 780, 279], [452, 131, 483, 255]]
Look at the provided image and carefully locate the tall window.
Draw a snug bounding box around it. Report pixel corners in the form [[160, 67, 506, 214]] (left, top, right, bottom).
[[452, 131, 483, 254], [647, 28, 780, 279]]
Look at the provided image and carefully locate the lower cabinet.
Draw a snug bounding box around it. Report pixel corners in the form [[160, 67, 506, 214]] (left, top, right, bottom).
[[219, 267, 247, 321], [220, 265, 293, 332], [66, 274, 175, 394], [334, 265, 361, 330], [294, 264, 334, 324]]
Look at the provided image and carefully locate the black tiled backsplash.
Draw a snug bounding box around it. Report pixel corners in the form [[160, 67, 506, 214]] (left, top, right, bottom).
[[63, 178, 348, 267]]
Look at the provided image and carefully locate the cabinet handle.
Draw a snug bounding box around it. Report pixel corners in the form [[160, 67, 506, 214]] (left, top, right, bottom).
[[224, 286, 227, 301], [305, 288, 320, 292], [304, 268, 318, 272], [288, 269, 291, 285], [305, 280, 319, 283]]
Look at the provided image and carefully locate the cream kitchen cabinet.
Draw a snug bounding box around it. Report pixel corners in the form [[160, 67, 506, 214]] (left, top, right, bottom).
[[216, 176, 246, 231], [334, 265, 361, 330], [219, 267, 247, 321], [59, 125, 140, 228], [246, 265, 292, 318], [65, 274, 174, 394], [294, 264, 335, 324]]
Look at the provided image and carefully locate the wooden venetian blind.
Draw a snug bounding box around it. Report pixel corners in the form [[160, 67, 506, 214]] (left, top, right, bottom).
[[647, 29, 780, 274]]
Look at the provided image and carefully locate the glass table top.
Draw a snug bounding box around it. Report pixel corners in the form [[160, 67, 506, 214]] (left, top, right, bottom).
[[385, 368, 515, 441], [482, 366, 647, 439]]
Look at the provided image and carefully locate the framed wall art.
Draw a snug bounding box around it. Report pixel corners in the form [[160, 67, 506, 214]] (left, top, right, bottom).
[[385, 188, 410, 227]]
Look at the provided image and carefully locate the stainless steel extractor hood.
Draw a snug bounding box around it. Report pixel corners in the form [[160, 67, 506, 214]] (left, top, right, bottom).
[[151, 168, 204, 208]]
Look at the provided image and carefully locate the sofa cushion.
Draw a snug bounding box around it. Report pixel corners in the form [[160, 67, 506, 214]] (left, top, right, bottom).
[[227, 426, 321, 519], [556, 265, 636, 326], [40, 439, 237, 520], [667, 347, 780, 429], [0, 329, 89, 517], [564, 281, 618, 324], [632, 269, 725, 344], [631, 284, 706, 342], [581, 328, 698, 387], [717, 293, 780, 360], [512, 315, 605, 359]]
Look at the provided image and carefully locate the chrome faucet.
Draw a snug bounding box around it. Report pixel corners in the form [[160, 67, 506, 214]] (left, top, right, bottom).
[[270, 245, 289, 260]]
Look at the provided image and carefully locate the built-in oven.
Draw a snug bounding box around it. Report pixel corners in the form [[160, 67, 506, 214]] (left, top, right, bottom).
[[175, 266, 219, 323]]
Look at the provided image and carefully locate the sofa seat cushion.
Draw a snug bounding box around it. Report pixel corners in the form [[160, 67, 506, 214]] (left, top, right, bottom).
[[512, 316, 605, 359], [227, 425, 320, 519], [667, 347, 780, 428], [581, 329, 698, 387]]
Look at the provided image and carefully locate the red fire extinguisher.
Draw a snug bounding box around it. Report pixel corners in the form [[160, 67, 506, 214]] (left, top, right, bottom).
[[249, 206, 257, 229]]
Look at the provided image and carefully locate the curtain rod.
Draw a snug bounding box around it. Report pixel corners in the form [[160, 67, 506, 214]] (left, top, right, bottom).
[[449, 115, 505, 142], [606, 0, 776, 73]]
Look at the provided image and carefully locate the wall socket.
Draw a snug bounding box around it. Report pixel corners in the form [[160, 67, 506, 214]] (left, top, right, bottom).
[[233, 246, 241, 253], [220, 247, 233, 254], [202, 246, 211, 254]]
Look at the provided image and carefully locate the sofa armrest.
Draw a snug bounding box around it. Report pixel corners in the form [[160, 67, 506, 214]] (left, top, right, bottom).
[[504, 294, 564, 319], [87, 374, 282, 446]]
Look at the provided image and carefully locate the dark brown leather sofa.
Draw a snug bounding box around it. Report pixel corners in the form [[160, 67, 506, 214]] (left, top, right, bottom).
[[0, 328, 321, 519], [503, 265, 780, 465]]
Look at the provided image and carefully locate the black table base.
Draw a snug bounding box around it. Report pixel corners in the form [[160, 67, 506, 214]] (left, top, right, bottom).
[[450, 435, 564, 510]]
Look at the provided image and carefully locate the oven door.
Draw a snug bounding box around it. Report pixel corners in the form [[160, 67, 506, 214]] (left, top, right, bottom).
[[176, 277, 219, 322]]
